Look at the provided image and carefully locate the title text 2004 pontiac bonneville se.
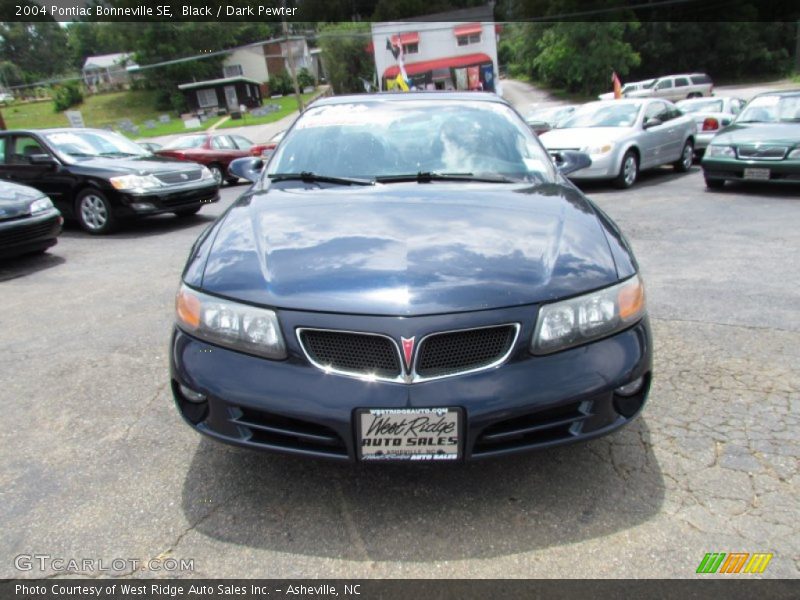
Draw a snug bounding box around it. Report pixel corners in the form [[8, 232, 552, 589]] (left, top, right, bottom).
[[170, 93, 652, 462]]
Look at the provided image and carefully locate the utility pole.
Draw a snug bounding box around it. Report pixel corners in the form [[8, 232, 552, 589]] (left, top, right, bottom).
[[282, 3, 304, 113]]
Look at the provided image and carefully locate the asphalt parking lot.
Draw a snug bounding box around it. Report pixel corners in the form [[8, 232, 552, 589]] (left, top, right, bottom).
[[1, 166, 798, 578]]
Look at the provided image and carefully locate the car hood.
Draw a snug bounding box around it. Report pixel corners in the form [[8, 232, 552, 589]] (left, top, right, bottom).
[[196, 182, 622, 316], [0, 181, 48, 220], [540, 127, 633, 149], [712, 122, 800, 146], [67, 155, 205, 176]]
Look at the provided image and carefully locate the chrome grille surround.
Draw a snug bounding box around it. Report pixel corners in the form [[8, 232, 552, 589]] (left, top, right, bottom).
[[736, 145, 788, 161], [297, 323, 521, 384]]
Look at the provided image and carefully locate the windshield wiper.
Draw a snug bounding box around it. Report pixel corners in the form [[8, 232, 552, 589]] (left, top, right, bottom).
[[375, 171, 518, 184], [269, 172, 374, 186], [100, 151, 140, 157]]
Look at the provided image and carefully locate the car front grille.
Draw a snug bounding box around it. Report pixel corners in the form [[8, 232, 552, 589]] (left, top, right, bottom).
[[415, 325, 518, 379], [0, 216, 59, 248], [231, 406, 347, 457], [155, 169, 204, 185], [298, 329, 402, 380], [736, 145, 788, 160], [298, 324, 519, 382]]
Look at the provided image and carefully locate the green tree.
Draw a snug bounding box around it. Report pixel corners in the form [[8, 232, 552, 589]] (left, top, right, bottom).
[[0, 21, 71, 85], [318, 22, 374, 94], [532, 22, 640, 95]]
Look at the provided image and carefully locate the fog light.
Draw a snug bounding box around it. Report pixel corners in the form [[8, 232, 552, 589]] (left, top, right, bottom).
[[179, 383, 206, 403], [615, 376, 644, 397], [131, 202, 156, 211]]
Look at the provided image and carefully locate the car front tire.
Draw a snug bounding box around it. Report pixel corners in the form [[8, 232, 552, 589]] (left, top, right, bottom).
[[613, 150, 638, 189], [704, 176, 726, 190], [76, 189, 117, 235], [208, 164, 224, 186], [674, 140, 694, 172], [174, 206, 201, 217]]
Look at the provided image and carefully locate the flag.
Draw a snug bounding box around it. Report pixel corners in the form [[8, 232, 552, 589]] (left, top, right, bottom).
[[612, 71, 622, 99]]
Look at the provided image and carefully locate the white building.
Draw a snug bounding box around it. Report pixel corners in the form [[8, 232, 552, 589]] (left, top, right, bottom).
[[82, 53, 138, 89], [370, 5, 500, 92]]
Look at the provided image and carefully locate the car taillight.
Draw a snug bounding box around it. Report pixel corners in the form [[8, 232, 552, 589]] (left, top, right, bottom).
[[702, 117, 719, 131]]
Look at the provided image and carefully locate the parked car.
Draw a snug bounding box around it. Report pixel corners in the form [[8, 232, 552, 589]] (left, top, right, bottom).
[[540, 98, 697, 188], [676, 96, 746, 157], [170, 92, 652, 462], [626, 73, 714, 102], [136, 141, 163, 153], [524, 105, 577, 135], [701, 90, 800, 189], [597, 79, 655, 100], [155, 133, 272, 185], [0, 181, 62, 258], [0, 91, 14, 104], [0, 128, 219, 234]]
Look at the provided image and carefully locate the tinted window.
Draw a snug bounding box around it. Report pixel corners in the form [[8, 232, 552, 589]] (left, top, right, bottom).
[[231, 135, 253, 150], [675, 77, 690, 87], [644, 102, 668, 121], [268, 100, 556, 183], [656, 79, 673, 90], [691, 74, 711, 84], [10, 135, 51, 164], [211, 136, 235, 150]]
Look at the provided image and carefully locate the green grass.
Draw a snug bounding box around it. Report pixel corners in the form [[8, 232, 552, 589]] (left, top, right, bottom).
[[216, 92, 318, 129]]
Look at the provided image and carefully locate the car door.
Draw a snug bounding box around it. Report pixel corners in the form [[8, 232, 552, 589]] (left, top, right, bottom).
[[673, 77, 691, 101], [0, 133, 74, 213], [639, 101, 672, 168], [659, 102, 688, 160], [653, 78, 674, 100], [210, 135, 243, 168]]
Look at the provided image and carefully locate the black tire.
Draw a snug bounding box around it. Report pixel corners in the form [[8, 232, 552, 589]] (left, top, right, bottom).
[[208, 164, 224, 186], [225, 176, 239, 185], [613, 150, 638, 189], [704, 176, 726, 190], [674, 140, 694, 173], [174, 206, 201, 217], [75, 189, 117, 235]]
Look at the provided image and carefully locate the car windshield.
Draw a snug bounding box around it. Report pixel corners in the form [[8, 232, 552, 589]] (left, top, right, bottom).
[[559, 103, 641, 128], [526, 106, 570, 123], [678, 99, 724, 113], [736, 95, 800, 123], [163, 135, 207, 150], [44, 130, 149, 158], [266, 99, 556, 183]]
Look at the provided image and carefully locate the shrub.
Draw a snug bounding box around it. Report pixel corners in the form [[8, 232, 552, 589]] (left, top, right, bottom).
[[297, 67, 315, 90], [52, 82, 83, 112], [268, 71, 293, 96]]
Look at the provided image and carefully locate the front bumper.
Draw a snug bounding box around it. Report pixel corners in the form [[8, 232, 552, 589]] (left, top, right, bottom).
[[564, 153, 618, 180], [702, 156, 800, 183], [116, 182, 220, 217], [0, 209, 62, 258], [170, 304, 653, 462]]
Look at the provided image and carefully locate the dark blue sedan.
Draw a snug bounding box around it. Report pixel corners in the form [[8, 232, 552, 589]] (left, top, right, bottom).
[[170, 93, 652, 462]]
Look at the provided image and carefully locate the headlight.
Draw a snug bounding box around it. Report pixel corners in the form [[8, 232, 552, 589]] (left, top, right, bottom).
[[29, 196, 53, 215], [706, 145, 735, 158], [787, 148, 800, 159], [175, 284, 287, 360], [200, 166, 214, 180], [109, 174, 163, 191], [582, 143, 614, 156], [531, 275, 646, 355]]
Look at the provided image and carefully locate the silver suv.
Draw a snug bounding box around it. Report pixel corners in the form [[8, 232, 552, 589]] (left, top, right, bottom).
[[626, 73, 713, 102]]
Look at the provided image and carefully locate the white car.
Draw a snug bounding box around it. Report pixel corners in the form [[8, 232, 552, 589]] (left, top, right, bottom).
[[598, 79, 655, 101], [540, 98, 697, 188], [626, 73, 714, 102], [676, 96, 746, 156]]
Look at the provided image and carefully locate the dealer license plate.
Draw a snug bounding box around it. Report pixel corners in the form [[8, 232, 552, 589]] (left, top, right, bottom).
[[743, 168, 770, 181], [357, 407, 461, 461]]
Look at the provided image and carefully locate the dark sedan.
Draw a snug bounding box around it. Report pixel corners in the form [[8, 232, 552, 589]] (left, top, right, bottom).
[[0, 181, 62, 258], [170, 93, 652, 462], [0, 128, 220, 234], [702, 90, 800, 188]]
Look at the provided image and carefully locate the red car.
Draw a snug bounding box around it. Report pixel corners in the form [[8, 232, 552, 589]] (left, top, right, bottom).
[[155, 133, 271, 185]]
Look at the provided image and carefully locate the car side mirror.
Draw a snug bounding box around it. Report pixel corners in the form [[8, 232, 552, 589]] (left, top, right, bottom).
[[228, 157, 264, 183], [550, 150, 592, 176], [643, 117, 662, 129], [28, 153, 57, 166]]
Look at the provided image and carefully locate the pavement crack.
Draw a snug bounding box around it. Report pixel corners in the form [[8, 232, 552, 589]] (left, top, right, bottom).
[[121, 382, 168, 440], [335, 478, 370, 562]]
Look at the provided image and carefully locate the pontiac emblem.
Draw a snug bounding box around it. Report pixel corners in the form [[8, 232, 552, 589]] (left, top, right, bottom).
[[401, 337, 415, 370]]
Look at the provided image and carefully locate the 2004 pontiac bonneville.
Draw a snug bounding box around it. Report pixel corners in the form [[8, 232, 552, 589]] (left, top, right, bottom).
[[169, 93, 652, 462]]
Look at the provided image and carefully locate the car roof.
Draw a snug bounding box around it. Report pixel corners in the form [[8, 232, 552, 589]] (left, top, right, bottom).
[[751, 89, 800, 98], [0, 127, 116, 136]]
